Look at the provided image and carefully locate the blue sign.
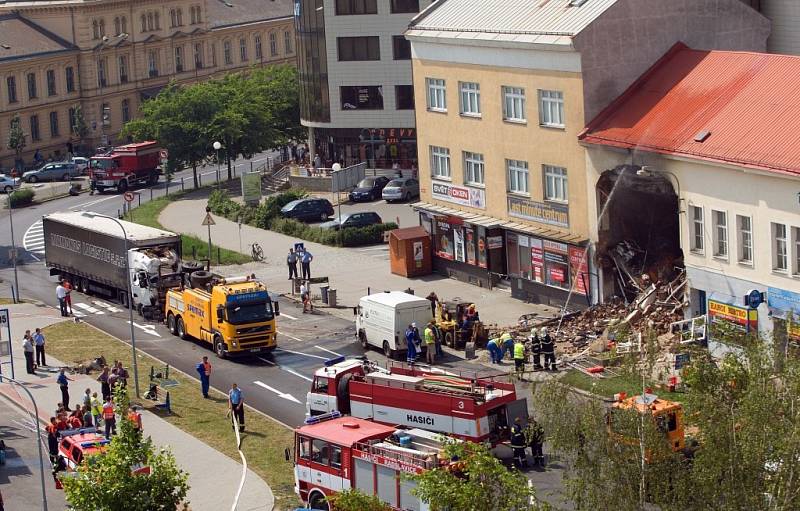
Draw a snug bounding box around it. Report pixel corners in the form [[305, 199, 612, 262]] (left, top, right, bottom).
[[767, 287, 800, 319], [745, 289, 764, 309], [227, 291, 269, 304]]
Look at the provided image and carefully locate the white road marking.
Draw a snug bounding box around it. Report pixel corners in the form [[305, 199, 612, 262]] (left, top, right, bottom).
[[72, 311, 86, 318], [22, 220, 45, 256], [253, 380, 301, 404], [70, 195, 117, 210], [74, 302, 103, 314], [126, 321, 161, 337], [257, 357, 313, 382], [274, 347, 327, 360], [278, 331, 306, 343], [279, 312, 298, 320], [314, 345, 342, 357], [93, 300, 122, 313]]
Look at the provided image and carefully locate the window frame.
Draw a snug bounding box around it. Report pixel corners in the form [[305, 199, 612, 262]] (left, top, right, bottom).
[[7, 76, 17, 103], [29, 114, 40, 142], [390, 0, 419, 13], [426, 78, 446, 112], [118, 55, 129, 83], [175, 46, 185, 72], [337, 36, 380, 62], [239, 38, 248, 61], [538, 89, 565, 128], [736, 214, 753, 265], [335, 0, 378, 15], [147, 50, 159, 77], [255, 34, 263, 59], [792, 226, 800, 277], [506, 159, 529, 195], [392, 35, 411, 60], [223, 40, 232, 65], [712, 209, 728, 259], [459, 82, 481, 117], [65, 67, 75, 93], [543, 164, 568, 203], [121, 98, 131, 123], [394, 84, 414, 110], [430, 146, 451, 180], [502, 86, 526, 123], [269, 32, 278, 57], [773, 222, 788, 273], [49, 110, 59, 137], [690, 205, 704, 254], [284, 30, 292, 54], [463, 151, 485, 186], [27, 72, 37, 99], [46, 69, 57, 96]]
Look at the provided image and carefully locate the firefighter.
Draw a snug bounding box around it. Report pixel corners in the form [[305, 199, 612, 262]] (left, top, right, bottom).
[[405, 323, 417, 365], [510, 417, 528, 468], [513, 337, 526, 380], [526, 418, 545, 467], [540, 327, 556, 371], [529, 328, 543, 371]]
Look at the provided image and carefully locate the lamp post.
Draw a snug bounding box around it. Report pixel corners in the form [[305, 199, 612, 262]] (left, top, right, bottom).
[[7, 191, 20, 303], [81, 212, 140, 397], [331, 163, 342, 244], [205, 205, 213, 263], [213, 141, 222, 184]]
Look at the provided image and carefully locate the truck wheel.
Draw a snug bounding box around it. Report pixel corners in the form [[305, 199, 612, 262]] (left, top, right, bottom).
[[79, 277, 89, 294], [445, 331, 455, 348], [176, 317, 188, 340], [118, 179, 128, 193], [96, 186, 105, 193], [3, 185, 11, 193], [336, 374, 352, 414], [383, 340, 394, 359], [308, 492, 329, 511], [214, 336, 227, 359], [167, 314, 177, 335], [358, 330, 368, 349]]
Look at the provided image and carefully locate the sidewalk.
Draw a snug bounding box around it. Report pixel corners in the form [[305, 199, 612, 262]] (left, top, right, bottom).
[[160, 196, 560, 326], [0, 303, 274, 511]]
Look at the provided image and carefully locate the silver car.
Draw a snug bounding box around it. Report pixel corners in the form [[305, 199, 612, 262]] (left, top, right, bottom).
[[71, 157, 89, 174], [382, 178, 420, 202], [23, 162, 79, 183], [0, 174, 21, 193]]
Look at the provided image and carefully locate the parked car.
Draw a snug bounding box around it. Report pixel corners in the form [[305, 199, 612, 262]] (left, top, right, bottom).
[[280, 198, 335, 222], [382, 178, 420, 202], [71, 157, 89, 174], [349, 176, 389, 202], [22, 162, 79, 183], [0, 174, 21, 193], [319, 211, 383, 230]]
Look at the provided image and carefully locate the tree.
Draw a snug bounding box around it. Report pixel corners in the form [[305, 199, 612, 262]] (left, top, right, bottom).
[[411, 439, 542, 511], [61, 387, 190, 510], [327, 489, 391, 511], [7, 114, 26, 169], [71, 104, 90, 145]]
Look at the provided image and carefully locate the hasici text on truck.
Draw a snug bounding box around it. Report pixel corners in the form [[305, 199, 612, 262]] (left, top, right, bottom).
[[165, 273, 279, 358], [43, 211, 184, 319], [89, 141, 161, 193]]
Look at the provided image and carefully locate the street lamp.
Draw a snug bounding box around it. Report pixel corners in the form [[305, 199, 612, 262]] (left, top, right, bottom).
[[331, 163, 342, 244], [81, 212, 140, 397], [6, 191, 20, 303], [213, 141, 222, 184]]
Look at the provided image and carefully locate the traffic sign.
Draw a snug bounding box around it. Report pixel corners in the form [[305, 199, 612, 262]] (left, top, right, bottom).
[[744, 289, 765, 309], [159, 149, 168, 159], [123, 191, 135, 203], [201, 212, 216, 226]]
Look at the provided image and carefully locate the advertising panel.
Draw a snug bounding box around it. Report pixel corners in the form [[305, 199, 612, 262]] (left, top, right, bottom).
[[708, 299, 758, 333], [568, 246, 589, 296], [507, 196, 569, 228], [431, 181, 486, 209]]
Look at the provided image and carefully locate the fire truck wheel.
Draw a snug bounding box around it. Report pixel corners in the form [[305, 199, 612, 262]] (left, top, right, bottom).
[[214, 336, 227, 359], [167, 314, 177, 335], [96, 186, 105, 193], [79, 277, 89, 294], [176, 317, 188, 340], [336, 374, 352, 415], [308, 492, 329, 510], [358, 329, 368, 349], [383, 340, 394, 359], [445, 331, 455, 348], [118, 179, 129, 193]]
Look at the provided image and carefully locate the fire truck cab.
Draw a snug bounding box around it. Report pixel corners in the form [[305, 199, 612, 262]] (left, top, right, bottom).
[[292, 413, 449, 510], [306, 357, 528, 445]]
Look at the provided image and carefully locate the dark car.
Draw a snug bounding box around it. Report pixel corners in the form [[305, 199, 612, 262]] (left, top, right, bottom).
[[280, 198, 335, 222], [319, 211, 383, 230], [349, 176, 389, 202]]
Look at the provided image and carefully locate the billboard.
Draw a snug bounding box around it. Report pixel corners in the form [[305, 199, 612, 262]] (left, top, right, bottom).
[[431, 181, 485, 209]]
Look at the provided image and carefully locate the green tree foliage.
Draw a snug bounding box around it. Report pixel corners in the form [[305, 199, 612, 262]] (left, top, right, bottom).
[[327, 489, 391, 511], [7, 114, 26, 165], [411, 439, 542, 511], [71, 104, 90, 143], [61, 387, 190, 510]]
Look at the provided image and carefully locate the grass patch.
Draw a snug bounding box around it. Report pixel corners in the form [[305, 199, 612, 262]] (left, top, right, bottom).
[[560, 369, 685, 402], [43, 321, 299, 508], [130, 193, 251, 265]]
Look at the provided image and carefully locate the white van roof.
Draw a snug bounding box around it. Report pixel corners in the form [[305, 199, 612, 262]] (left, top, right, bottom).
[[362, 291, 430, 308]]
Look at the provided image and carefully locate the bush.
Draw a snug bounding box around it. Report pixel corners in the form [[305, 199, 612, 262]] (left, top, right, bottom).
[[8, 188, 34, 208], [340, 222, 398, 247]]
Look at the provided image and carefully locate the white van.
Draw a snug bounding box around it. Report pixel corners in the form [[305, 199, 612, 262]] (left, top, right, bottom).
[[355, 291, 433, 359]]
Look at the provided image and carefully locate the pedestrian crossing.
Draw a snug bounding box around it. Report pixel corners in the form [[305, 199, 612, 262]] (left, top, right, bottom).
[[22, 219, 45, 258], [71, 300, 123, 318]]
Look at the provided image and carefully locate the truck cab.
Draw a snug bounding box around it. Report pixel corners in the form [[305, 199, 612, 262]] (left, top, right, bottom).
[[89, 141, 161, 193], [609, 393, 686, 457]]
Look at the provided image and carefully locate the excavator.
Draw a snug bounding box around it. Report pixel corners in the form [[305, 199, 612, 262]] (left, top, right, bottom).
[[434, 298, 488, 348]]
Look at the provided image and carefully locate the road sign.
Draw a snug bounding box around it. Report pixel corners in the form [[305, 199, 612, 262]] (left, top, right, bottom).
[[123, 191, 135, 203], [159, 149, 168, 159], [744, 289, 765, 309], [201, 212, 216, 226]]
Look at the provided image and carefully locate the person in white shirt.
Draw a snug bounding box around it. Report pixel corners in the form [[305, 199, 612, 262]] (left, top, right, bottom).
[[300, 282, 312, 313], [56, 281, 68, 317]]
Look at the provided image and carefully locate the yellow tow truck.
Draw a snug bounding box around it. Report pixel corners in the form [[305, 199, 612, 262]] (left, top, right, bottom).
[[165, 273, 278, 358]]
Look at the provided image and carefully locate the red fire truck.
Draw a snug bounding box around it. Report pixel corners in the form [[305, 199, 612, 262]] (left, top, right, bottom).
[[306, 357, 528, 445], [291, 412, 450, 510], [89, 141, 162, 193]]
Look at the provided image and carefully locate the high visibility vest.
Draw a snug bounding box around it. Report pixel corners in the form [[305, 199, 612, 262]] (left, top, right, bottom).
[[514, 342, 525, 360], [203, 362, 212, 376], [128, 411, 142, 430], [424, 328, 435, 345], [102, 403, 115, 420], [91, 398, 102, 416]]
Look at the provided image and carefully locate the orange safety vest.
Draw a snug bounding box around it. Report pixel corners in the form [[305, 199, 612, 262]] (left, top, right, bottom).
[[102, 403, 115, 420], [128, 411, 143, 431], [203, 361, 212, 376]]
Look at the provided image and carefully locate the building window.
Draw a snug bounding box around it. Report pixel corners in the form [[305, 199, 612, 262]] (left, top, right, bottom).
[[65, 67, 75, 93], [114, 16, 121, 35], [340, 85, 383, 110], [170, 9, 177, 28], [793, 227, 800, 276], [392, 36, 410, 60], [539, 89, 565, 127], [459, 82, 480, 116], [27, 73, 37, 99], [426, 78, 446, 112], [175, 46, 184, 72], [68, 107, 76, 133], [121, 16, 127, 34], [712, 210, 728, 259], [101, 102, 110, 126], [503, 86, 526, 122], [774, 223, 788, 272], [97, 58, 108, 87], [211, 43, 217, 66], [141, 14, 147, 32], [49, 111, 59, 137], [390, 0, 419, 13], [736, 215, 752, 264], [92, 20, 100, 39], [155, 12, 160, 29], [335, 0, 377, 15], [147, 51, 159, 77], [284, 30, 292, 53], [119, 55, 129, 83], [395, 85, 414, 110], [463, 151, 484, 185], [147, 12, 154, 31], [690, 206, 704, 253], [255, 35, 263, 59], [30, 115, 40, 142], [7, 76, 17, 103], [239, 38, 248, 61], [46, 70, 56, 96], [190, 6, 197, 24], [177, 8, 183, 26], [269, 33, 278, 57], [223, 40, 232, 64], [337, 36, 379, 61], [544, 165, 568, 203], [430, 146, 451, 179], [194, 43, 204, 68], [121, 99, 130, 123], [99, 19, 105, 37], [507, 159, 529, 194]]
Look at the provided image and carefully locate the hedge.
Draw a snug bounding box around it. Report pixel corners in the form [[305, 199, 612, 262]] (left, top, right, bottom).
[[7, 188, 34, 208], [208, 189, 397, 247]]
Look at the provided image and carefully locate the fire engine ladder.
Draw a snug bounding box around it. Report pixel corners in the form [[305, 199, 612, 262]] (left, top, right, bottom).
[[355, 441, 439, 471]]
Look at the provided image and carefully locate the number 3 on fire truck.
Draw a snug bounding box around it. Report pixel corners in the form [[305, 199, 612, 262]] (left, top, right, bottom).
[[458, 400, 464, 410]]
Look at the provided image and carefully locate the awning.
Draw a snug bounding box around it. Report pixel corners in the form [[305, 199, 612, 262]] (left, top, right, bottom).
[[411, 201, 587, 245]]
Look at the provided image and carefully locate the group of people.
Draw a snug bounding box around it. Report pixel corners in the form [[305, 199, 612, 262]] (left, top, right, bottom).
[[287, 246, 314, 280], [404, 321, 445, 366], [486, 328, 558, 377], [96, 361, 130, 402], [193, 356, 245, 432], [510, 417, 546, 469], [55, 279, 73, 317], [20, 327, 47, 375]]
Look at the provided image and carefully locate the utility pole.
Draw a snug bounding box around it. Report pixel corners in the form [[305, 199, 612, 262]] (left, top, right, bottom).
[[7, 193, 20, 303]]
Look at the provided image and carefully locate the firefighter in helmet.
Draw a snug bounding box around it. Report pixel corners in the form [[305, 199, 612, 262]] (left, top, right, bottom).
[[510, 417, 528, 468]]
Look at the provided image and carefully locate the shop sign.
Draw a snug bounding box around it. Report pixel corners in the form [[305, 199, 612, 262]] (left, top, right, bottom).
[[507, 196, 569, 228], [708, 299, 758, 332], [530, 238, 544, 283], [487, 236, 503, 249], [362, 128, 416, 144], [413, 241, 423, 268], [432, 181, 486, 209], [568, 246, 589, 296], [549, 267, 565, 282], [767, 287, 800, 320]]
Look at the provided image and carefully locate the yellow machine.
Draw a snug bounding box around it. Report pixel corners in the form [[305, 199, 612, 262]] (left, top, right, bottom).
[[165, 273, 278, 358], [434, 298, 488, 348], [609, 393, 686, 456]]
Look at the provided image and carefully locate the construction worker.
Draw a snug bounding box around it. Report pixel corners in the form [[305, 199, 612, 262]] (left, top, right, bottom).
[[405, 323, 417, 365], [196, 356, 212, 398], [424, 322, 436, 365], [486, 336, 502, 364], [432, 322, 444, 358], [513, 338, 526, 380], [510, 417, 528, 468], [526, 418, 545, 467], [500, 332, 514, 361], [540, 327, 556, 371], [529, 328, 543, 371]]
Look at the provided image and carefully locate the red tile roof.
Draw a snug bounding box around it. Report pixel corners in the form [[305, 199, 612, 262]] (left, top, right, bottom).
[[580, 43, 800, 178]]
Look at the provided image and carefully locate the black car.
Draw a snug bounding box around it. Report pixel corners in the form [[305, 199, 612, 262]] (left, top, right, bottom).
[[349, 176, 389, 202], [280, 198, 335, 222], [319, 211, 383, 230]]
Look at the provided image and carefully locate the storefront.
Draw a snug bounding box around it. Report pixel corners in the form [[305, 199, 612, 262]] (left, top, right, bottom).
[[311, 127, 417, 170], [767, 286, 800, 356]]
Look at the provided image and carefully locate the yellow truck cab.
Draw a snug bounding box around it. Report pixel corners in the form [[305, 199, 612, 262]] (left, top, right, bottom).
[[165, 274, 278, 358]]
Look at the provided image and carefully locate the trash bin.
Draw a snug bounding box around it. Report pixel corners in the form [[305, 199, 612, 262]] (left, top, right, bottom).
[[320, 285, 330, 305], [328, 288, 337, 308]]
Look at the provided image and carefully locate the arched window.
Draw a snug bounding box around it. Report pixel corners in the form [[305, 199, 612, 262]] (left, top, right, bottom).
[[189, 7, 195, 24], [114, 17, 120, 36], [155, 12, 160, 29], [92, 20, 99, 39], [170, 9, 176, 28], [195, 6, 202, 23], [176, 8, 182, 26], [141, 14, 147, 32], [121, 16, 127, 34], [98, 19, 105, 37], [147, 12, 154, 31]]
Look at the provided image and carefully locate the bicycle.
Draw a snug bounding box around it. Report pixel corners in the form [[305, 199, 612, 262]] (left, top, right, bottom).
[[251, 243, 264, 262]]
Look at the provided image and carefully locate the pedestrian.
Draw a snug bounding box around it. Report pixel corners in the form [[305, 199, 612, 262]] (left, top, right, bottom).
[[90, 392, 103, 427], [287, 248, 298, 280], [300, 248, 313, 279], [529, 328, 543, 371], [115, 361, 128, 388], [46, 417, 59, 459], [98, 366, 111, 401], [22, 332, 35, 374], [425, 292, 438, 318], [82, 388, 92, 410], [228, 383, 245, 432], [57, 368, 73, 410], [513, 337, 526, 380], [127, 406, 143, 434], [33, 327, 46, 367], [102, 396, 116, 439], [82, 405, 94, 429], [56, 280, 69, 317], [405, 323, 417, 365], [55, 411, 68, 431], [540, 327, 556, 371], [63, 280, 73, 315], [313, 154, 322, 172], [108, 366, 119, 392], [511, 417, 528, 469], [67, 410, 82, 429], [486, 337, 502, 364], [424, 322, 436, 365], [432, 322, 444, 359], [526, 418, 545, 467], [300, 281, 312, 313], [500, 332, 514, 361], [89, 170, 97, 195], [195, 356, 212, 398]]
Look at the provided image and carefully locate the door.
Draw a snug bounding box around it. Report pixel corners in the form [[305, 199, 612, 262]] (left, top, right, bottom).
[[486, 228, 506, 277]]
